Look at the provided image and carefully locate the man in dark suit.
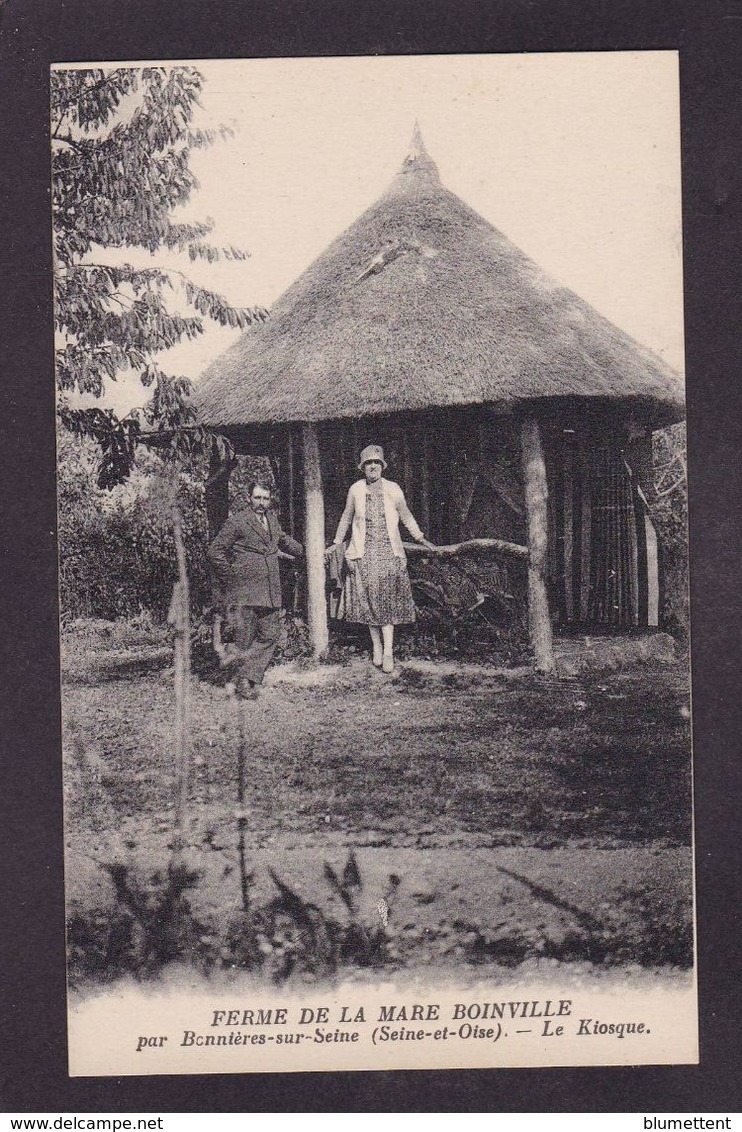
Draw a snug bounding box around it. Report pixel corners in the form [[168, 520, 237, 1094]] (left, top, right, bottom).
[[208, 481, 303, 698]]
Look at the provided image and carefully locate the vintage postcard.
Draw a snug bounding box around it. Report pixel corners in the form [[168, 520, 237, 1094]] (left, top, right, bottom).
[[53, 52, 695, 1076]]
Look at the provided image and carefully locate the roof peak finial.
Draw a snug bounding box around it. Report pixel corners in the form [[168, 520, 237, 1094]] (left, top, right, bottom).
[[396, 120, 440, 184], [409, 119, 426, 158]]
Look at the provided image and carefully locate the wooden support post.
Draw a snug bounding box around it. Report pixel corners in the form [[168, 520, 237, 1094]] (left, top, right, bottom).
[[563, 437, 574, 622], [401, 423, 413, 506], [419, 423, 431, 537], [520, 416, 556, 673], [447, 413, 458, 542], [286, 426, 296, 538], [643, 507, 660, 628], [302, 421, 330, 659], [579, 441, 593, 622]]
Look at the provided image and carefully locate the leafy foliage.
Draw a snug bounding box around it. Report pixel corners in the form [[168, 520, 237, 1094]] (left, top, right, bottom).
[[57, 432, 212, 621], [68, 851, 401, 987], [52, 66, 263, 485], [324, 852, 401, 967], [67, 859, 210, 984]]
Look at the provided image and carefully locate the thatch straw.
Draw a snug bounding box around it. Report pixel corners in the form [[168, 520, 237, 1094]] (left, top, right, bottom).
[[194, 129, 684, 430]]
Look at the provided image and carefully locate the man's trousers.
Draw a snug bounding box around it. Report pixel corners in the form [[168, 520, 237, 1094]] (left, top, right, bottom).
[[231, 605, 282, 687]]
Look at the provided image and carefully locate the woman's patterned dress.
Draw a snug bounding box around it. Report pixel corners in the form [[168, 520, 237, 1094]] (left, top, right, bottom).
[[343, 484, 416, 625]]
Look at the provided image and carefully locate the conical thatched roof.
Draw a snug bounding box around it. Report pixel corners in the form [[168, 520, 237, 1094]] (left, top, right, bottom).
[[194, 127, 684, 430]]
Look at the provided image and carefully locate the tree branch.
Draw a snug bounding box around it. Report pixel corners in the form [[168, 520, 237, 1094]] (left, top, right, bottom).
[[656, 476, 686, 499], [51, 107, 70, 140], [402, 537, 529, 560], [52, 134, 88, 152]]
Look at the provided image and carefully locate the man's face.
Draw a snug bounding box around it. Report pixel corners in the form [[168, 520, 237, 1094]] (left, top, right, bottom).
[[363, 460, 383, 483], [250, 486, 271, 515]]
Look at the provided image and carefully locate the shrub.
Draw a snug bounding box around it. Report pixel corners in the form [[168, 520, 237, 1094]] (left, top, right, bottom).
[[58, 430, 211, 621], [67, 860, 210, 984], [58, 429, 280, 624], [67, 852, 401, 987], [652, 424, 689, 644]]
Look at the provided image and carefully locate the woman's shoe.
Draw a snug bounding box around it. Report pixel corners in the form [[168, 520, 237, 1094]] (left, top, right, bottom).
[[381, 654, 394, 674]]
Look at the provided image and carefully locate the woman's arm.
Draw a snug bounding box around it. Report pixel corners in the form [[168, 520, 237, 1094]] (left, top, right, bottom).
[[395, 485, 426, 543], [332, 485, 356, 545]]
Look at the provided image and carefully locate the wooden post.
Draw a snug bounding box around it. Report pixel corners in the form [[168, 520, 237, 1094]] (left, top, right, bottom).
[[643, 506, 660, 628], [419, 423, 430, 536], [579, 439, 593, 622], [520, 416, 555, 673], [401, 423, 413, 507], [302, 421, 329, 658], [286, 426, 296, 538], [562, 435, 574, 623]]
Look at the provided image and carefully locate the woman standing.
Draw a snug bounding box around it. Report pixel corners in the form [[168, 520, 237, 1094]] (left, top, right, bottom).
[[330, 444, 435, 672]]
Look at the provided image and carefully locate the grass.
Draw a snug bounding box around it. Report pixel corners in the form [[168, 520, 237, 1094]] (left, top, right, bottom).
[[64, 664, 691, 847], [62, 633, 694, 983]]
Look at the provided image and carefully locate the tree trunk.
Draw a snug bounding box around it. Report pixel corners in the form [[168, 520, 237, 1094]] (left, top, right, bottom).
[[205, 444, 232, 541], [302, 421, 329, 658], [168, 499, 191, 859], [520, 416, 555, 673], [235, 703, 250, 913]]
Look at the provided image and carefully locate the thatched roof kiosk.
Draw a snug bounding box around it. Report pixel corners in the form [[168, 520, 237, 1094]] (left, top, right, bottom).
[[194, 126, 685, 670]]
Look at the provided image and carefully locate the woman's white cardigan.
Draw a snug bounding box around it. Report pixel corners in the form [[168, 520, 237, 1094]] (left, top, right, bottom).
[[333, 478, 425, 560]]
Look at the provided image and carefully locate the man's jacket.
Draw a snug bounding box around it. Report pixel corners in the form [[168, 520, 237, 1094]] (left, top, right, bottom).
[[208, 508, 303, 609]]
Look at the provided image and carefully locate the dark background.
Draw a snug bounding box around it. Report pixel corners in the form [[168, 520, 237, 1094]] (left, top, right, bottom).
[[1, 0, 740, 1112]]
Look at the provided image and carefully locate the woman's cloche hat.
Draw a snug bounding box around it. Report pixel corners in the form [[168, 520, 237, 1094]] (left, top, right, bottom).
[[358, 444, 388, 471]]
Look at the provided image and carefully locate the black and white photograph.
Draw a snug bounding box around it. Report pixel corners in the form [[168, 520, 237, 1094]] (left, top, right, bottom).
[[52, 53, 696, 1075]]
